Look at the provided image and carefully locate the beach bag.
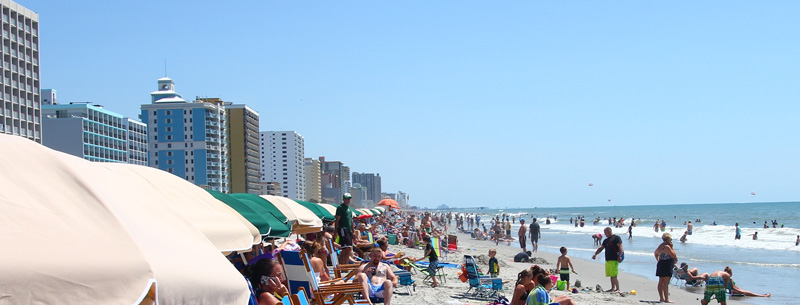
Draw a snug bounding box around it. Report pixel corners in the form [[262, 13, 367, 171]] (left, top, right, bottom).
[[488, 296, 510, 305], [556, 280, 567, 291]]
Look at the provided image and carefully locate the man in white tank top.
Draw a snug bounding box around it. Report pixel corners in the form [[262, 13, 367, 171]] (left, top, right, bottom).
[[356, 248, 398, 305]]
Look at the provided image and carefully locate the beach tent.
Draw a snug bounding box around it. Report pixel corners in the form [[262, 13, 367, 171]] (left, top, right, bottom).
[[0, 135, 252, 305], [0, 135, 156, 305], [261, 195, 323, 234], [293, 200, 335, 222], [208, 190, 292, 238], [101, 163, 260, 252]]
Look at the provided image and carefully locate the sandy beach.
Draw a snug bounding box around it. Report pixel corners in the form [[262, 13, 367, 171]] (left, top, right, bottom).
[[383, 231, 754, 305]]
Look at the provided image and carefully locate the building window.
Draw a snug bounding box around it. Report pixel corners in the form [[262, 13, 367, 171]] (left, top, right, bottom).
[[167, 160, 173, 165], [166, 135, 172, 140], [167, 143, 172, 148], [167, 152, 173, 156], [166, 119, 172, 124], [166, 110, 171, 115]]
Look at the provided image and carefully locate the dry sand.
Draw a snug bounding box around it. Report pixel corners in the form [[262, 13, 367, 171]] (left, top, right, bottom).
[[383, 231, 752, 305]]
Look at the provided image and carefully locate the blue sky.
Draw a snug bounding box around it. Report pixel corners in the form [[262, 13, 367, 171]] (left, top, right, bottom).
[[24, 1, 800, 208]]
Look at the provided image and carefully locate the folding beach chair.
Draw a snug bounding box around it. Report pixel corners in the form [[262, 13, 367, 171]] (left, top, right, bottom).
[[463, 255, 503, 299], [277, 250, 365, 305], [326, 239, 360, 280], [432, 236, 446, 262], [400, 258, 446, 284], [447, 234, 459, 252]]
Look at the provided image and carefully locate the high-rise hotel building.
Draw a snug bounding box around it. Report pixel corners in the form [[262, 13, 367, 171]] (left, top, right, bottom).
[[260, 131, 305, 200], [42, 103, 128, 163], [0, 1, 40, 142], [303, 157, 321, 202], [141, 77, 229, 192], [225, 103, 260, 194]]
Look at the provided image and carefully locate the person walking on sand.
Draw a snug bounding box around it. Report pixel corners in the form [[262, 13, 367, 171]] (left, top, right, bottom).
[[592, 227, 623, 293], [655, 233, 677, 303], [518, 219, 528, 252], [529, 218, 541, 252]]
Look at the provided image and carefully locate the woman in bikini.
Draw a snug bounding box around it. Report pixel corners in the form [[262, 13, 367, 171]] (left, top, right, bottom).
[[510, 269, 533, 305]]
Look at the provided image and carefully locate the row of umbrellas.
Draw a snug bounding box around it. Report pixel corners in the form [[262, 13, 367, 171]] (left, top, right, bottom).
[[208, 190, 391, 238], [0, 134, 392, 305]]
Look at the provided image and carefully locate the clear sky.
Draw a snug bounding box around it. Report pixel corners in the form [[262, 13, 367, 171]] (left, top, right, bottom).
[[23, 1, 800, 208]]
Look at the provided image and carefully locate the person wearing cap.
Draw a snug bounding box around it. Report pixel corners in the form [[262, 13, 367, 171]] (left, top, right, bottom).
[[335, 193, 355, 264], [518, 218, 527, 252]]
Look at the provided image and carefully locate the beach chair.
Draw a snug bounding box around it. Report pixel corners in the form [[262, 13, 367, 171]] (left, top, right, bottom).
[[447, 234, 459, 252], [432, 236, 447, 262], [394, 270, 415, 295], [326, 239, 360, 280], [671, 267, 702, 287], [400, 257, 446, 284], [463, 255, 503, 299], [277, 250, 365, 305]]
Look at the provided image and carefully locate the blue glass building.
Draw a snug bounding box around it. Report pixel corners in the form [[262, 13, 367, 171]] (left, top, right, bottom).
[[141, 77, 228, 192]]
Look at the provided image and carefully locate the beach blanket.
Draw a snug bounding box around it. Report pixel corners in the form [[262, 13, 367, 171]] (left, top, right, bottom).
[[416, 261, 460, 269]]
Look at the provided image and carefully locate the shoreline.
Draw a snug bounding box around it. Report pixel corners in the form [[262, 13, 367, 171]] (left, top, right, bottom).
[[384, 231, 755, 305]]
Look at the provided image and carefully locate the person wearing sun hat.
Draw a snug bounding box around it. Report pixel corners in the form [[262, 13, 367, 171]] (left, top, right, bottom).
[[335, 193, 355, 264]]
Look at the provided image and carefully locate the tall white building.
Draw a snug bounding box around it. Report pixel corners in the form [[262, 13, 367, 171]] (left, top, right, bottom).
[[0, 1, 40, 142], [260, 131, 305, 200], [124, 117, 148, 166]]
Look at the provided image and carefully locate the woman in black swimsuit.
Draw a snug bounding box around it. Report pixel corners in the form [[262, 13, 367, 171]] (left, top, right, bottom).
[[510, 269, 533, 305]]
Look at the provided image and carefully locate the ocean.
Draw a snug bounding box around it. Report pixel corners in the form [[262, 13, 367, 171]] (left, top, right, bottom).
[[451, 202, 800, 305]]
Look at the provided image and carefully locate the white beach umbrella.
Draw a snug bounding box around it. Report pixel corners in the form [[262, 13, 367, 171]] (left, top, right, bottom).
[[0, 135, 156, 305], [260, 195, 323, 234], [100, 162, 260, 252], [55, 154, 251, 305]]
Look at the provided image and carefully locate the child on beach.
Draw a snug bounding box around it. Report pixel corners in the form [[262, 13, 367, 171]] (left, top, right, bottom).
[[488, 249, 499, 277], [556, 247, 575, 290], [416, 236, 439, 288]]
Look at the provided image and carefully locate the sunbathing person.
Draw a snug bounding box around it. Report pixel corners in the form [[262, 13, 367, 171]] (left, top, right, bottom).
[[355, 248, 398, 305], [723, 267, 770, 297], [678, 262, 706, 284]]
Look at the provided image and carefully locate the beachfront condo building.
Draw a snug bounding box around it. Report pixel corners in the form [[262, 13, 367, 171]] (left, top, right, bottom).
[[260, 131, 305, 200], [304, 158, 322, 202], [41, 88, 56, 105], [319, 156, 349, 204], [141, 77, 229, 193], [350, 183, 368, 208], [352, 172, 382, 206], [41, 103, 128, 163], [0, 0, 40, 142], [124, 118, 148, 166], [225, 103, 260, 194]]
